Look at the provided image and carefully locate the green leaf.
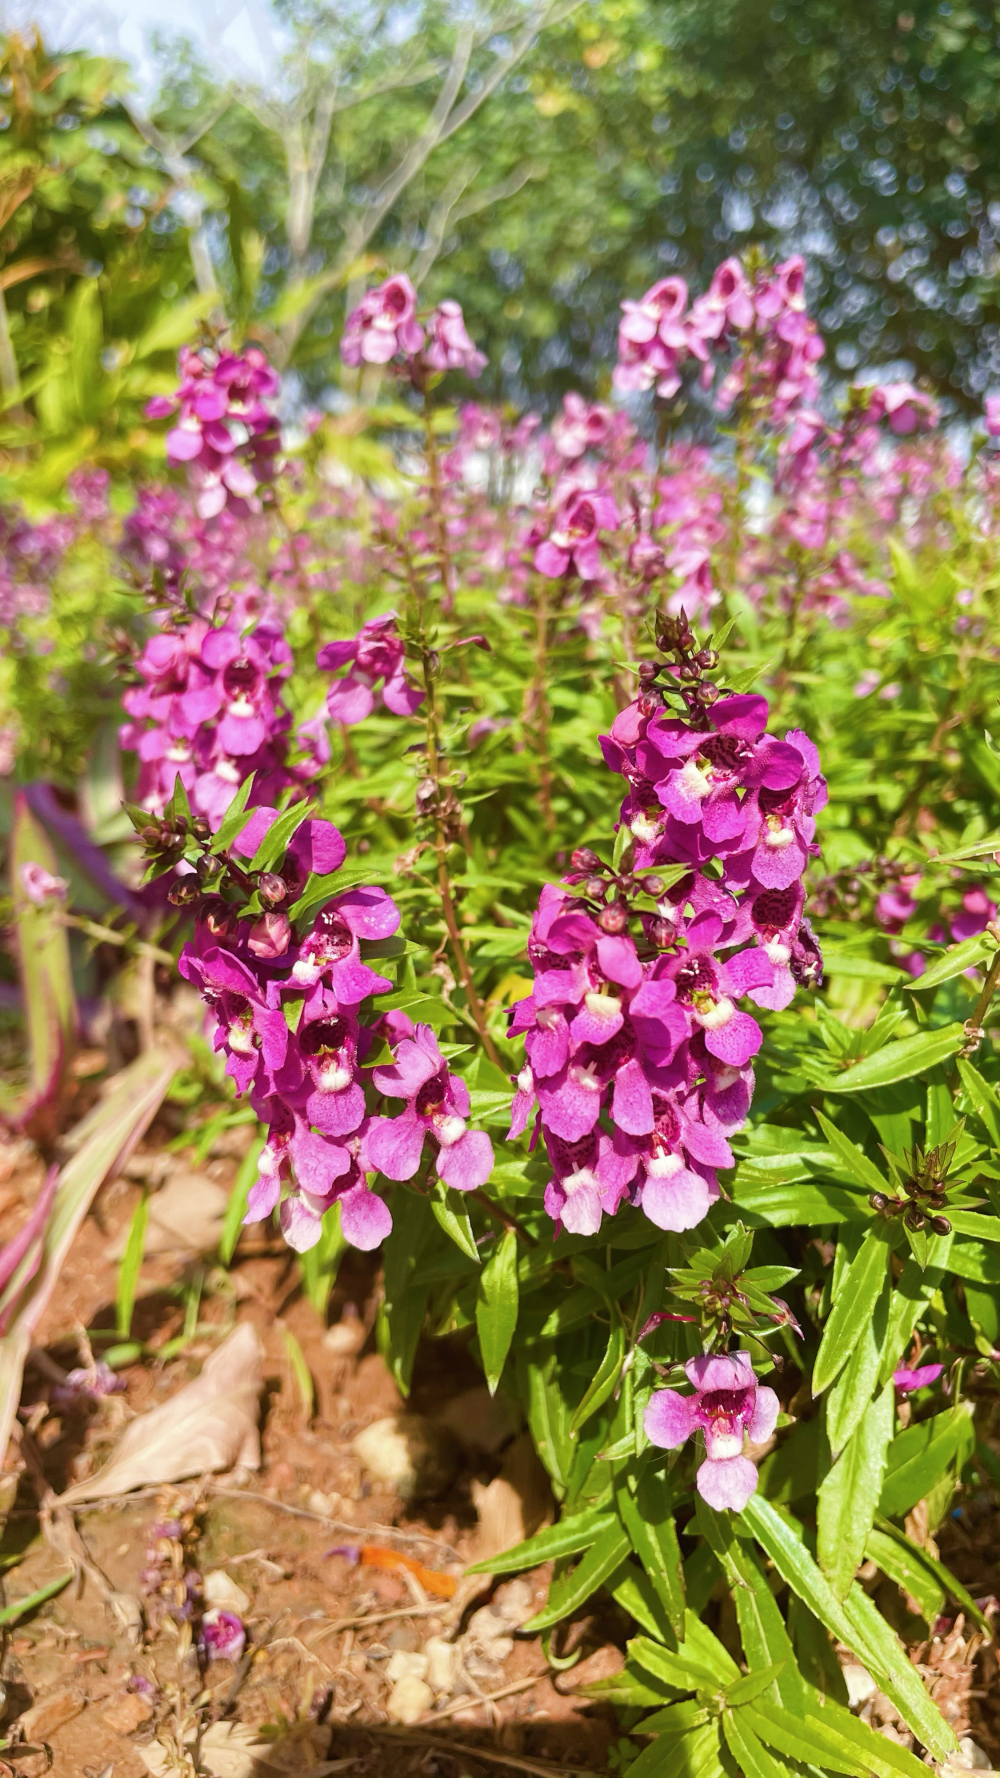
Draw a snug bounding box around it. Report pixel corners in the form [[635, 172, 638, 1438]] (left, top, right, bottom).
[[826, 1274, 890, 1454], [429, 1178, 480, 1263], [816, 1025, 966, 1092], [948, 1239, 1000, 1283], [279, 1323, 315, 1418], [115, 1191, 148, 1339], [211, 773, 257, 853], [721, 1709, 791, 1778], [609, 1558, 677, 1642], [906, 932, 994, 990], [724, 1666, 786, 1708], [628, 1635, 722, 1694], [220, 1130, 265, 1266], [623, 1722, 724, 1778], [820, 952, 906, 983], [247, 802, 310, 872], [570, 1318, 625, 1435], [813, 1229, 890, 1394], [378, 1189, 433, 1396], [520, 1519, 630, 1632], [741, 1701, 864, 1776], [840, 1584, 958, 1759], [10, 791, 77, 1118], [799, 1696, 943, 1778], [866, 1527, 944, 1627], [879, 1401, 976, 1518], [878, 1241, 953, 1384], [0, 1571, 73, 1626], [814, 1109, 887, 1193], [741, 1496, 856, 1650], [956, 1056, 1000, 1148], [615, 1464, 686, 1639], [466, 1506, 617, 1576], [817, 1384, 894, 1600], [870, 1514, 988, 1632], [692, 1501, 802, 1714], [476, 1227, 519, 1395]]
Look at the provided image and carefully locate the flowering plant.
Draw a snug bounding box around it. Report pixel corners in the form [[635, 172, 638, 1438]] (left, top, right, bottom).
[[6, 255, 1000, 1771]]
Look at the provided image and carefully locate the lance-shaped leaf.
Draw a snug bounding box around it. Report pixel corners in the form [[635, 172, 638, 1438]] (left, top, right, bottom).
[[906, 932, 995, 991], [813, 1227, 890, 1395], [693, 1499, 802, 1714], [520, 1518, 629, 1632], [466, 1506, 616, 1576], [816, 1025, 966, 1093], [6, 791, 77, 1135], [615, 1463, 686, 1639], [0, 1047, 177, 1465], [879, 1401, 976, 1518], [817, 1385, 894, 1600], [476, 1228, 519, 1395]]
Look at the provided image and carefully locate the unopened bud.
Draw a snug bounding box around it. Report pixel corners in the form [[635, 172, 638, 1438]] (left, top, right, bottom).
[[571, 847, 603, 872], [258, 871, 287, 906], [642, 875, 664, 897], [168, 880, 199, 907], [584, 875, 607, 899], [140, 825, 162, 847], [598, 902, 628, 935], [191, 816, 211, 841], [930, 1215, 951, 1235], [637, 660, 659, 683], [869, 1192, 889, 1213], [650, 918, 675, 948]]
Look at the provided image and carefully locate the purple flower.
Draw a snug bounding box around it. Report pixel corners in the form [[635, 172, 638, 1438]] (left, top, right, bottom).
[[645, 1351, 780, 1512], [200, 1609, 246, 1663], [424, 301, 487, 377], [551, 393, 614, 460], [534, 490, 620, 583], [317, 614, 424, 726], [367, 1024, 495, 1192], [341, 275, 425, 367], [893, 1363, 943, 1396], [51, 1362, 127, 1411]]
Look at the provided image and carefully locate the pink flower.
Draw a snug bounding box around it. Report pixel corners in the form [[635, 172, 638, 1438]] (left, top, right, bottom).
[[317, 614, 424, 726], [863, 382, 939, 437], [892, 1363, 943, 1396], [551, 393, 614, 460], [534, 490, 619, 581], [366, 1024, 495, 1192], [200, 1609, 246, 1662], [341, 275, 425, 367], [20, 862, 68, 904], [645, 1350, 779, 1511], [951, 887, 997, 943], [985, 394, 1000, 439], [147, 344, 280, 519], [424, 300, 486, 377]]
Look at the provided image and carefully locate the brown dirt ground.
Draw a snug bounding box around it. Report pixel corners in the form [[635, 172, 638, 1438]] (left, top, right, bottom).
[[1, 1108, 999, 1777]]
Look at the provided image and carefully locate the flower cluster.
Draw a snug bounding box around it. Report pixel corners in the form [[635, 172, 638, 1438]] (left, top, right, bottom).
[[174, 805, 494, 1253], [644, 1350, 779, 1512], [341, 274, 485, 378], [120, 614, 306, 825], [317, 613, 424, 726], [613, 256, 823, 422], [509, 623, 824, 1241], [147, 345, 281, 520]]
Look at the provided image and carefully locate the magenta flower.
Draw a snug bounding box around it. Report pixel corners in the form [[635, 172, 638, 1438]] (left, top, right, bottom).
[[645, 1351, 779, 1512], [950, 887, 997, 943], [367, 1024, 495, 1192], [534, 490, 619, 582], [424, 301, 487, 377], [865, 382, 939, 437], [614, 276, 697, 398], [200, 1609, 246, 1663], [893, 1363, 943, 1396], [341, 275, 425, 367], [317, 614, 424, 726], [551, 393, 614, 460], [178, 942, 290, 1096], [985, 394, 1000, 438], [147, 344, 280, 519]]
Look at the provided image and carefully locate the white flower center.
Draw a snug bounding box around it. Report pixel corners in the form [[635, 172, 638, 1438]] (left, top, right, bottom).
[[436, 1114, 466, 1148], [584, 991, 619, 1021], [572, 1062, 603, 1093], [694, 995, 735, 1031], [228, 694, 255, 718], [228, 1021, 255, 1055], [765, 939, 791, 964], [318, 1061, 352, 1092], [216, 758, 242, 783], [712, 1065, 741, 1091], [537, 1006, 560, 1030], [564, 1167, 599, 1195], [707, 1430, 744, 1460], [517, 1065, 534, 1095], [764, 816, 794, 848], [677, 757, 713, 801], [646, 1152, 683, 1178], [166, 742, 192, 762], [630, 813, 661, 843]]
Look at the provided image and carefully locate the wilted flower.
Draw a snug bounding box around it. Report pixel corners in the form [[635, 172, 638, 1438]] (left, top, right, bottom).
[[200, 1608, 246, 1662]]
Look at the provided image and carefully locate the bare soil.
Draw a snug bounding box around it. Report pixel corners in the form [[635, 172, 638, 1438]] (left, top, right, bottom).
[[1, 1114, 999, 1777]]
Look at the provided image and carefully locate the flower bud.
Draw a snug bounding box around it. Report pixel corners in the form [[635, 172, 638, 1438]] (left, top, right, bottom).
[[258, 871, 287, 906], [247, 911, 291, 959], [167, 880, 199, 907], [930, 1215, 951, 1235], [642, 875, 665, 897], [571, 847, 603, 872], [598, 902, 628, 934], [869, 1192, 889, 1213], [650, 918, 675, 948], [636, 660, 659, 683], [584, 876, 607, 899], [191, 816, 211, 841]]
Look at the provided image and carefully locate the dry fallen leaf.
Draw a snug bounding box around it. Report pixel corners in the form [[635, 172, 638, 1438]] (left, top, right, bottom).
[[138, 1720, 353, 1777], [108, 1169, 229, 1259], [58, 1323, 262, 1505]]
